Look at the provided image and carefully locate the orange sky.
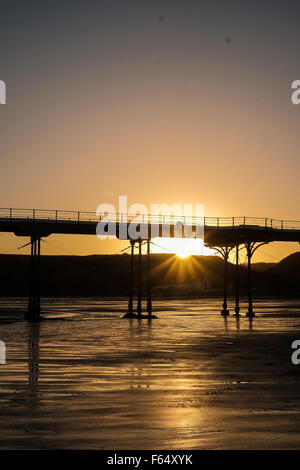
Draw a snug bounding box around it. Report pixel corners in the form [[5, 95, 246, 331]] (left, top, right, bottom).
[[0, 1, 299, 262]]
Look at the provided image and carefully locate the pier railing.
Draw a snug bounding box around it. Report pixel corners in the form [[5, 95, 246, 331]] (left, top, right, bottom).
[[0, 208, 300, 231]]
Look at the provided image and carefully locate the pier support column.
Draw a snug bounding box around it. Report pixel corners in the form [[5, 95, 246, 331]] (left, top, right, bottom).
[[221, 248, 230, 316], [244, 241, 269, 318], [234, 244, 241, 317], [128, 240, 135, 315], [136, 239, 142, 317], [213, 246, 234, 316], [245, 243, 254, 317], [27, 236, 41, 322], [146, 239, 152, 317]]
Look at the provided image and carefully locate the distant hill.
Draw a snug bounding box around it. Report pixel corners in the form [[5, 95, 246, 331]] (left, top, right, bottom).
[[0, 251, 299, 298], [271, 252, 300, 275], [0, 253, 245, 297], [253, 252, 300, 296], [251, 262, 276, 273]]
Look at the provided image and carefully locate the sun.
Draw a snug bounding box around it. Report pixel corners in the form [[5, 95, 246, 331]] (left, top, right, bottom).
[[175, 245, 191, 258], [150, 238, 215, 258]]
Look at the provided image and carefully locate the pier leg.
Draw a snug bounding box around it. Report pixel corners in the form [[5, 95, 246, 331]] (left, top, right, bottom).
[[212, 245, 234, 316], [137, 239, 142, 317], [26, 237, 34, 318], [128, 240, 135, 315], [37, 236, 40, 314], [146, 239, 152, 317], [243, 241, 268, 318], [27, 236, 41, 322], [246, 243, 254, 317], [221, 249, 230, 316], [234, 244, 241, 317]]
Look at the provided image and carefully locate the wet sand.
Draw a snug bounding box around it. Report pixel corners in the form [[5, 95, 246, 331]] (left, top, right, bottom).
[[1, 297, 300, 449]]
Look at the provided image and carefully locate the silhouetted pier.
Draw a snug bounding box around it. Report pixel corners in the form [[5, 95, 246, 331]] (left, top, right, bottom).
[[1, 208, 300, 321]]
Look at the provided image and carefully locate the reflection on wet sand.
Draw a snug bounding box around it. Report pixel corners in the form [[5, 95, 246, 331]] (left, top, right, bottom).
[[0, 298, 300, 449], [27, 322, 40, 406]]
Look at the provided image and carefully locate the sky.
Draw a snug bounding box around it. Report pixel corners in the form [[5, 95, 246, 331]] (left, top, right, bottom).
[[0, 0, 300, 261]]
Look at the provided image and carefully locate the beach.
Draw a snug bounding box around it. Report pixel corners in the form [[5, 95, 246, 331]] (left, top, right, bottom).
[[0, 297, 300, 449]]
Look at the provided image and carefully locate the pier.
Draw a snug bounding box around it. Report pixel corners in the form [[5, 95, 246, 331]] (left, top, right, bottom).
[[0, 208, 300, 321]]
